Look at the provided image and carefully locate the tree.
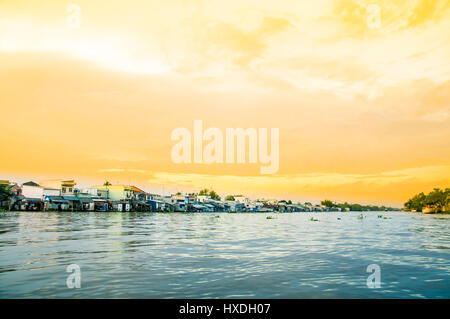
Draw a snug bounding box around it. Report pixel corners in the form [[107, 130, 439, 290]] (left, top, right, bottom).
[[404, 188, 450, 213], [404, 192, 426, 212], [225, 195, 235, 201], [350, 203, 363, 211], [445, 188, 450, 208], [103, 181, 112, 186], [209, 190, 220, 201], [321, 199, 334, 208], [198, 188, 220, 201], [425, 188, 447, 211], [0, 185, 13, 210]]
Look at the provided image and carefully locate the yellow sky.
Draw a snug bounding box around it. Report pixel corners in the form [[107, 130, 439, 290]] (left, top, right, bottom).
[[1, 0, 449, 206]]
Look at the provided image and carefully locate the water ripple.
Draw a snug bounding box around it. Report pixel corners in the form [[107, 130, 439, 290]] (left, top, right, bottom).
[[0, 211, 449, 298]]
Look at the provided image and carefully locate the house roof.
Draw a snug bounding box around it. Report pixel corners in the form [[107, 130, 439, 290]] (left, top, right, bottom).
[[148, 199, 164, 204], [23, 181, 40, 187], [130, 186, 145, 193], [51, 199, 69, 204], [92, 185, 133, 190], [24, 197, 43, 202], [63, 196, 79, 201], [92, 199, 107, 202]]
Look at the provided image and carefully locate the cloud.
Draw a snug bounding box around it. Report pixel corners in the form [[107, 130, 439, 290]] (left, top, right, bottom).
[[99, 168, 149, 174], [147, 165, 450, 204]]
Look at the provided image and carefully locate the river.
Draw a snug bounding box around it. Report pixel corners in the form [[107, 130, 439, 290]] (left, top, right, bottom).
[[0, 211, 449, 298]]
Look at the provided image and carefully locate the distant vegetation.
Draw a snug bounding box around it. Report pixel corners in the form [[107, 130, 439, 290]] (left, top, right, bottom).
[[320, 199, 399, 211], [404, 188, 449, 213], [199, 188, 221, 201], [0, 185, 13, 211], [0, 185, 12, 202]]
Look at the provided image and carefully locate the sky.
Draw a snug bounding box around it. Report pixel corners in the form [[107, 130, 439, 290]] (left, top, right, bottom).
[[1, 0, 449, 206]]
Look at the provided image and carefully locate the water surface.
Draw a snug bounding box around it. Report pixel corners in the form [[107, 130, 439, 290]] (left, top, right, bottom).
[[0, 211, 449, 298]]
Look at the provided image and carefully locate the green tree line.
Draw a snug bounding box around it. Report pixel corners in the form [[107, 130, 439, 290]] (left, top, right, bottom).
[[320, 199, 398, 211], [404, 188, 449, 213]]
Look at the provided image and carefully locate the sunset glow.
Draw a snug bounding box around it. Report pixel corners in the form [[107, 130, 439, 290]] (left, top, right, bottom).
[[1, 0, 450, 206]]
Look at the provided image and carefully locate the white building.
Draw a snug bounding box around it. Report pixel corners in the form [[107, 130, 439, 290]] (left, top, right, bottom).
[[80, 188, 99, 196], [196, 195, 210, 202], [22, 184, 43, 199], [22, 182, 60, 199], [40, 179, 76, 196], [43, 188, 60, 197], [233, 195, 249, 204]]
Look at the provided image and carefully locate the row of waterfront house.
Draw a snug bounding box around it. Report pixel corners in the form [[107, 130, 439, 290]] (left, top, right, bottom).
[[0, 179, 343, 213]]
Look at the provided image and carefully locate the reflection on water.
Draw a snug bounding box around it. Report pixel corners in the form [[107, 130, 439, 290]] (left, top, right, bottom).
[[0, 211, 449, 298]]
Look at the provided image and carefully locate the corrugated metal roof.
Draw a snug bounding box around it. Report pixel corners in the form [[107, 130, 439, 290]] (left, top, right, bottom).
[[63, 196, 80, 201]]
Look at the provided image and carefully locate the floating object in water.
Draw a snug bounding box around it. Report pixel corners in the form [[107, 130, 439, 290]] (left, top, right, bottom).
[[310, 217, 319, 221], [358, 214, 364, 219]]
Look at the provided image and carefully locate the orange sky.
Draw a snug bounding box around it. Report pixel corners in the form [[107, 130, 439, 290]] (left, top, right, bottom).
[[1, 0, 449, 206]]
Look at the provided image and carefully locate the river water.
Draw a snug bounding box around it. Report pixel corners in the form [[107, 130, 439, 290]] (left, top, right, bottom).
[[0, 211, 449, 298]]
